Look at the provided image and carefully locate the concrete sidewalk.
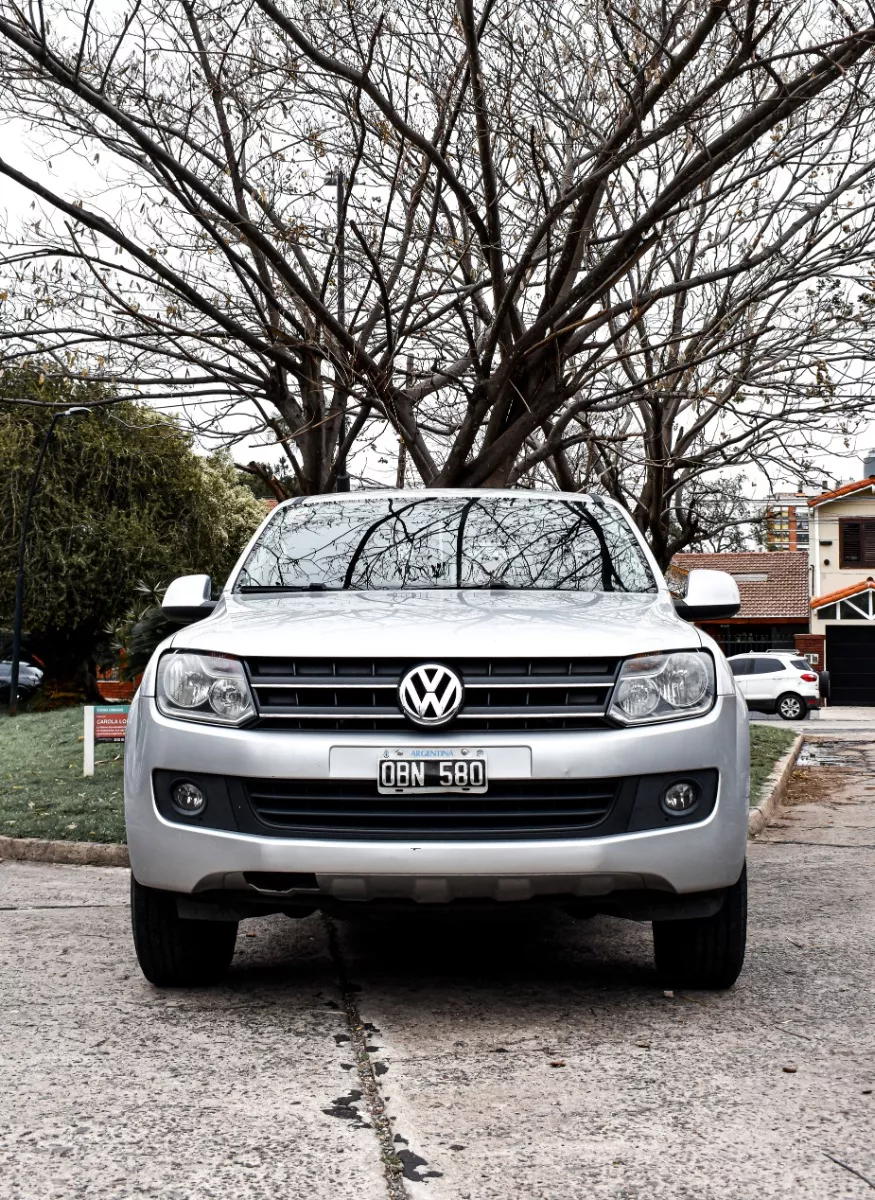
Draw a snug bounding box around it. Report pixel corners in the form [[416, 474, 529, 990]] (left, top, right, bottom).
[[0, 865, 387, 1200], [816, 706, 875, 722], [3, 754, 875, 1198], [753, 706, 875, 732]]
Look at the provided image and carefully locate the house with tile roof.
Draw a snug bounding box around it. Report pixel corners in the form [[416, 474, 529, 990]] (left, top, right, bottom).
[[671, 551, 810, 658], [807, 467, 875, 704]]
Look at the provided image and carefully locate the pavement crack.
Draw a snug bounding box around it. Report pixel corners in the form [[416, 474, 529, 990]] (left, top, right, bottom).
[[824, 1150, 875, 1191], [322, 914, 408, 1200]]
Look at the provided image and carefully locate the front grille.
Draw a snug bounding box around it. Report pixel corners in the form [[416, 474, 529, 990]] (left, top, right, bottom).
[[246, 657, 619, 731], [243, 777, 619, 839]]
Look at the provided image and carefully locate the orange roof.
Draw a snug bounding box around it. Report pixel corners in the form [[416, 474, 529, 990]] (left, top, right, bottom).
[[811, 578, 875, 609], [808, 479, 875, 508]]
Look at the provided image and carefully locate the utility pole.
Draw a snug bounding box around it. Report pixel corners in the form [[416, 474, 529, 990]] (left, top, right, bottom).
[[8, 406, 91, 716]]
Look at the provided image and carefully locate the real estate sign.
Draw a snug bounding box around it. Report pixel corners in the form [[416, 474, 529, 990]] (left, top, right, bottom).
[[84, 704, 130, 776]]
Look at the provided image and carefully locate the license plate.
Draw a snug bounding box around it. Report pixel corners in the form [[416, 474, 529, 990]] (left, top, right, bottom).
[[377, 749, 488, 794]]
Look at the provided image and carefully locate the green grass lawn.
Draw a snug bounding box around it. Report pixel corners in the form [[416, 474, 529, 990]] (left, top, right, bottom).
[[0, 708, 800, 843], [749, 724, 799, 804], [0, 707, 126, 843]]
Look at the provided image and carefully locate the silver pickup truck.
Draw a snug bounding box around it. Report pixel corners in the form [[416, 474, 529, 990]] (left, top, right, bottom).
[[124, 490, 748, 990]]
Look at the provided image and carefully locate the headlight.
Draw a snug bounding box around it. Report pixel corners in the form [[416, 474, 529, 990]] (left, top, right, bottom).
[[608, 652, 715, 725], [156, 652, 255, 726]]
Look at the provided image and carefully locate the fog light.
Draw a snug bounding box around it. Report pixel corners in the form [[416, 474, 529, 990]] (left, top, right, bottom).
[[661, 780, 698, 815], [171, 780, 206, 814]]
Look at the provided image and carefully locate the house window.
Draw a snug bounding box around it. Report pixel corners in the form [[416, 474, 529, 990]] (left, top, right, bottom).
[[839, 519, 875, 568]]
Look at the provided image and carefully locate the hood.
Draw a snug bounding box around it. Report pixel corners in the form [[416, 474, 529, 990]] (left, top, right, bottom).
[[171, 589, 701, 660]]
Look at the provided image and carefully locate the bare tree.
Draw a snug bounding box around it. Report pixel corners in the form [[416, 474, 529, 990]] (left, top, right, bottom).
[[512, 212, 875, 562], [1, 0, 875, 521]]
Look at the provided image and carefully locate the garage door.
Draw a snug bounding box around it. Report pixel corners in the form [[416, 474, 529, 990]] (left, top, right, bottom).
[[826, 626, 875, 705]]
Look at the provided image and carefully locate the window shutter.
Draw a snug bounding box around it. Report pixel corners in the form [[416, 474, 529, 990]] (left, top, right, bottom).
[[863, 522, 875, 567], [842, 521, 862, 565]]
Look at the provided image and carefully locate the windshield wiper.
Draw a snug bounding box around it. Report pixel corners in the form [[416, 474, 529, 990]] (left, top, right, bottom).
[[237, 583, 338, 593]]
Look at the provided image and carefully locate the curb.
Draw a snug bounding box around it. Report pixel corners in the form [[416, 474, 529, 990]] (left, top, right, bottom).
[[748, 733, 804, 838], [0, 835, 128, 868]]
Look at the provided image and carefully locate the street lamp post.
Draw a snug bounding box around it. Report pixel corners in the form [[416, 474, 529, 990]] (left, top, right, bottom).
[[7, 406, 91, 716], [325, 169, 350, 492]]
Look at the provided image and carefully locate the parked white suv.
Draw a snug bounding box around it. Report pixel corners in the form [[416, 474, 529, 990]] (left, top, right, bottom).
[[727, 651, 820, 720], [125, 491, 750, 990]]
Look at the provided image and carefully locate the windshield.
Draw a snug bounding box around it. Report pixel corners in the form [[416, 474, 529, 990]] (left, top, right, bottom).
[[235, 495, 656, 593]]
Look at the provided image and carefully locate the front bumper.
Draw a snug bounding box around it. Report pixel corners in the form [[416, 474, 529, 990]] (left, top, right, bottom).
[[124, 693, 750, 902]]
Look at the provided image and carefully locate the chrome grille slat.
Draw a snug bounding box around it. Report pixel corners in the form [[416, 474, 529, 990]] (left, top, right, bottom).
[[253, 708, 402, 719], [250, 686, 398, 696], [456, 708, 606, 719]]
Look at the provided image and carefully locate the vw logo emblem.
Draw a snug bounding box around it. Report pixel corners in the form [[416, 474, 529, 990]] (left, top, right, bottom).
[[398, 663, 464, 727]]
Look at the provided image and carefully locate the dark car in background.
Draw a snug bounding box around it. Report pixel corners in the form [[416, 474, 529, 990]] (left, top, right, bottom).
[[0, 658, 44, 703]]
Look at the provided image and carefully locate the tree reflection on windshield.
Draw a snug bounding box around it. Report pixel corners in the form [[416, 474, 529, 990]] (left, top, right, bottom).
[[235, 495, 656, 593]]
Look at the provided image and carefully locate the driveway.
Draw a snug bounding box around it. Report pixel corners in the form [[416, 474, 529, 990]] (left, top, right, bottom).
[[2, 738, 874, 1199]]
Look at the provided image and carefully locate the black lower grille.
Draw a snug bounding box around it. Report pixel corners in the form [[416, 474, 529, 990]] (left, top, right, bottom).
[[243, 777, 619, 839], [153, 769, 719, 841]]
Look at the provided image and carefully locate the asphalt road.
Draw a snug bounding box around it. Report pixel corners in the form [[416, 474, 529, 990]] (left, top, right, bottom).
[[2, 740, 874, 1200]]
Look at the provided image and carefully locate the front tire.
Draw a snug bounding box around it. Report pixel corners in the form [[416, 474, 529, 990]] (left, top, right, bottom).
[[777, 692, 807, 721], [130, 877, 238, 986], [652, 864, 747, 989]]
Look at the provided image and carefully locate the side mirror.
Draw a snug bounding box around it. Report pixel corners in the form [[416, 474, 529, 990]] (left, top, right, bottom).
[[672, 569, 741, 621], [161, 574, 217, 623]]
